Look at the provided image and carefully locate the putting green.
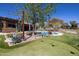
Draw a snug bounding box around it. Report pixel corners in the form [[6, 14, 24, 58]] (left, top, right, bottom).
[[1, 37, 79, 56]]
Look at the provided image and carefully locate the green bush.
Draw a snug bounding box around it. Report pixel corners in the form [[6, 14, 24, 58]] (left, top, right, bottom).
[[0, 35, 9, 48]]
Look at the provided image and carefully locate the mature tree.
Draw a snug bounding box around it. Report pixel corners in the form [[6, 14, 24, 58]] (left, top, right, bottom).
[[24, 3, 56, 32], [61, 23, 70, 29], [48, 18, 64, 29], [9, 3, 56, 39], [70, 21, 78, 29]]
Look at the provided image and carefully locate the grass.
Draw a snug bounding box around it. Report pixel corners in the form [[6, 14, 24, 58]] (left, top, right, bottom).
[[0, 35, 9, 48], [49, 33, 79, 50], [0, 33, 79, 56]]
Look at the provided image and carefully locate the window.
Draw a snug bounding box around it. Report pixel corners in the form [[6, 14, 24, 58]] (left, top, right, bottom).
[[8, 24, 16, 28]]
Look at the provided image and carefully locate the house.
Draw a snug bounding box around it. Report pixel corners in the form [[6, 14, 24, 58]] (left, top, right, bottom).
[[0, 16, 33, 33]]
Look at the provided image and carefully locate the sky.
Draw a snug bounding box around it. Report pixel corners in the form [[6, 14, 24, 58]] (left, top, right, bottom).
[[0, 3, 79, 23], [51, 3, 79, 23], [0, 3, 23, 20]]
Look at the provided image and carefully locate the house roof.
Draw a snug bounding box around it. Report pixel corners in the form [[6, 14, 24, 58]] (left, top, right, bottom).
[[0, 16, 18, 22]]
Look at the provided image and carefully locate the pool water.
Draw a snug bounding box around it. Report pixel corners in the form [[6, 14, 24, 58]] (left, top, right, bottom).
[[35, 31, 64, 36], [52, 32, 63, 36]]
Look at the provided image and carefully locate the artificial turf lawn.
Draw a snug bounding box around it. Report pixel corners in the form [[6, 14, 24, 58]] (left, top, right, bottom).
[[0, 33, 79, 56]]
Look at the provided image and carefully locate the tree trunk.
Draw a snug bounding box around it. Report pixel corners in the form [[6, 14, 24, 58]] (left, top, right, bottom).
[[22, 11, 25, 40], [32, 22, 36, 35]]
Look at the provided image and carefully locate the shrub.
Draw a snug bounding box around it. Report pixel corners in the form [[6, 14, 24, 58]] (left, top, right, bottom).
[[7, 34, 13, 38]]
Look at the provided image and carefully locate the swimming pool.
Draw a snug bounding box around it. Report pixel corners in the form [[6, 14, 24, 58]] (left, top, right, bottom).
[[35, 31, 63, 36], [52, 32, 64, 36]]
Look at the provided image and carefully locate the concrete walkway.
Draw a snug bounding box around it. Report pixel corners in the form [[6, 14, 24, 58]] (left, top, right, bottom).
[[25, 35, 42, 42], [0, 33, 9, 35]]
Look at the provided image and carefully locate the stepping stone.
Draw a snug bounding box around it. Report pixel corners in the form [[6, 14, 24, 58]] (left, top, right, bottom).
[[51, 44, 55, 47], [70, 51, 75, 54], [77, 44, 79, 46], [49, 43, 55, 47], [41, 40, 44, 42]]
